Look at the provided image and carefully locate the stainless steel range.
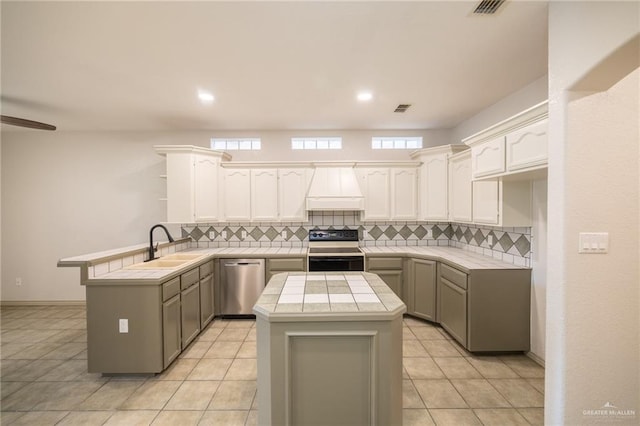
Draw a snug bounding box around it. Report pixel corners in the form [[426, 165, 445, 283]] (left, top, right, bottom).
[[307, 229, 364, 272]]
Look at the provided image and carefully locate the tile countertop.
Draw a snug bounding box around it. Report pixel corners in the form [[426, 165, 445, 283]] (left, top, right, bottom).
[[59, 246, 308, 283], [361, 246, 529, 272], [94, 247, 309, 281], [253, 272, 406, 322], [59, 243, 526, 284]]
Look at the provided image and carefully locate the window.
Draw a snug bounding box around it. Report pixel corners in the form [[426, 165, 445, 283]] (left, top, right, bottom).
[[211, 138, 261, 151], [371, 137, 423, 150], [291, 137, 342, 150]]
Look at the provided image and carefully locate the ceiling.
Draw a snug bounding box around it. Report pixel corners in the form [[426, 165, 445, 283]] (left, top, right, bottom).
[[0, 1, 548, 132]]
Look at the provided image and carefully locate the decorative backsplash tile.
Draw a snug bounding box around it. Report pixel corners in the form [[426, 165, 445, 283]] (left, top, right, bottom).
[[448, 223, 531, 267], [182, 212, 531, 266]]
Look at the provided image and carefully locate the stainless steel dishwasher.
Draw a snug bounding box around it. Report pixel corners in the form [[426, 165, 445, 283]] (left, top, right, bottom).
[[220, 259, 266, 317]]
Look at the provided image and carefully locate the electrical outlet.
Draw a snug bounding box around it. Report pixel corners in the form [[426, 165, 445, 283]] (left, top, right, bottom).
[[209, 231, 215, 239], [221, 230, 227, 240], [363, 230, 368, 239], [119, 319, 129, 333], [281, 230, 287, 239], [241, 230, 247, 239], [15, 277, 22, 286], [487, 235, 493, 246]]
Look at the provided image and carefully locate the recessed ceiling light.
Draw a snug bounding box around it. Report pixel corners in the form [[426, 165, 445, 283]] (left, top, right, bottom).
[[198, 91, 215, 103], [357, 92, 373, 102]]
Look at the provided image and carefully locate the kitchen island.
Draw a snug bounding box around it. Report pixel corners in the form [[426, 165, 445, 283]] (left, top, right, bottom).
[[253, 271, 406, 426]]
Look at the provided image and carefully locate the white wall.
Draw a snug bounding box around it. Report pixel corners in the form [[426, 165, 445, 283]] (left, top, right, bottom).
[[449, 75, 548, 144], [530, 179, 547, 363], [1, 132, 167, 301], [547, 2, 639, 424]]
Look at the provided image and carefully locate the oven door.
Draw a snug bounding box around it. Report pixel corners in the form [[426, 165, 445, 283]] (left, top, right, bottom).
[[308, 256, 365, 272]]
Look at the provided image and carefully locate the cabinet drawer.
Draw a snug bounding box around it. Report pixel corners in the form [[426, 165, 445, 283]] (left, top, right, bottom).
[[367, 257, 403, 270], [181, 268, 200, 290], [268, 258, 305, 272], [199, 261, 213, 278], [162, 277, 181, 302], [440, 263, 468, 290]]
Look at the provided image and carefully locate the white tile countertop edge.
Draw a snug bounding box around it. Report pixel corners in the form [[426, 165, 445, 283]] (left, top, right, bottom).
[[361, 246, 529, 271], [59, 243, 528, 284]]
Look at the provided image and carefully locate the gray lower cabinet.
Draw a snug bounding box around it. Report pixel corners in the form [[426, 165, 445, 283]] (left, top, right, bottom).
[[266, 257, 306, 282], [438, 265, 468, 347], [162, 294, 181, 368], [181, 281, 201, 348], [366, 257, 404, 299], [86, 283, 165, 374], [437, 262, 531, 352], [407, 258, 437, 321], [199, 261, 214, 328]]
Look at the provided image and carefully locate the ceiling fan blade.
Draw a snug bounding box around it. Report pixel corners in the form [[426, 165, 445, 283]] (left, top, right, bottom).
[[1, 115, 56, 131]]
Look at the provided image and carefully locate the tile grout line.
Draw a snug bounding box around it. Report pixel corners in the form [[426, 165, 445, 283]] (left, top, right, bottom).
[[1, 307, 541, 425]]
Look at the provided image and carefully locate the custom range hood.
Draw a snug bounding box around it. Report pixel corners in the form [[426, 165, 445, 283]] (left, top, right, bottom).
[[306, 167, 365, 211]]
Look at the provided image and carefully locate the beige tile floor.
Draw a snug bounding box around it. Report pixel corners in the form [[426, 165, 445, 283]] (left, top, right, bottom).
[[0, 306, 544, 425]]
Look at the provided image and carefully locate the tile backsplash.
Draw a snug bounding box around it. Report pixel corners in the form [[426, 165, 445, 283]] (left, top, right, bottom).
[[182, 212, 531, 266]]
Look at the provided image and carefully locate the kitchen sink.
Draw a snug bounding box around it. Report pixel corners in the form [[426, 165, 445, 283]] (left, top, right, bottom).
[[161, 253, 206, 261], [125, 252, 207, 270], [126, 259, 191, 269]]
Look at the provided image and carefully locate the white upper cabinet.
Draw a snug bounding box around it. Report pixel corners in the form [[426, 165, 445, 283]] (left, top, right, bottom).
[[471, 137, 506, 178], [357, 165, 419, 221], [156, 145, 230, 223], [357, 168, 391, 220], [472, 179, 532, 227], [222, 168, 251, 221], [448, 151, 473, 223], [421, 154, 449, 220], [472, 180, 499, 224], [222, 166, 311, 222], [411, 145, 468, 221], [448, 149, 532, 227], [250, 169, 279, 221], [464, 101, 548, 180], [278, 168, 311, 221], [506, 119, 548, 172], [193, 155, 220, 222], [391, 168, 418, 220]]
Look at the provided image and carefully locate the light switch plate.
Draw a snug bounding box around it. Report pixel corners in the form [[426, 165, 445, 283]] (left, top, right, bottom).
[[119, 319, 128, 333], [578, 232, 609, 254]]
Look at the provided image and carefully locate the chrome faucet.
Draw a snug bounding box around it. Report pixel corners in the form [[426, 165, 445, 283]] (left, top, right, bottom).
[[146, 224, 175, 262]]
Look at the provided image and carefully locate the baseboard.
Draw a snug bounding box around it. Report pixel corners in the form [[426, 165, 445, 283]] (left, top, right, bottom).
[[527, 350, 545, 367], [0, 300, 86, 307]]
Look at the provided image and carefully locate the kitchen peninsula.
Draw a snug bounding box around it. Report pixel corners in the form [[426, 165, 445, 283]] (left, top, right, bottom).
[[58, 238, 529, 378], [253, 272, 405, 426]]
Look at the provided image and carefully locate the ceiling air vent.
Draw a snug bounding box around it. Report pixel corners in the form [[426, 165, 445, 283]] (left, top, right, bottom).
[[394, 104, 411, 113], [473, 0, 506, 14]]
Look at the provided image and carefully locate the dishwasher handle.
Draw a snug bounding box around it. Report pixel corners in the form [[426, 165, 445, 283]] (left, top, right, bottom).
[[224, 261, 262, 267]]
